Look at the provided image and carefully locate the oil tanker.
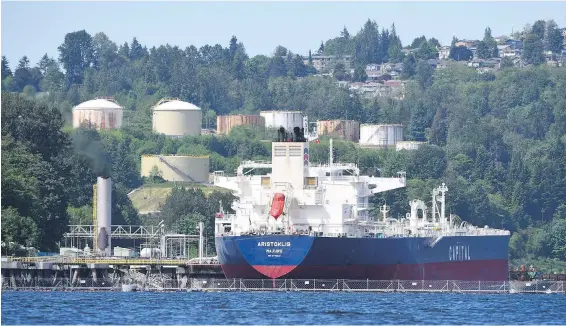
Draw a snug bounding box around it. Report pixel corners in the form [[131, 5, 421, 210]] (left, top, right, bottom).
[[213, 122, 510, 281]]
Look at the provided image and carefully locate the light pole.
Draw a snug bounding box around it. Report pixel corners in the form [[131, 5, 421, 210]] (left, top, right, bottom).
[[196, 221, 204, 264]]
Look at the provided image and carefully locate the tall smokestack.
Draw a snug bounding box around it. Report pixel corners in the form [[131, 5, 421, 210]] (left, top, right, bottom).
[[96, 177, 112, 256]]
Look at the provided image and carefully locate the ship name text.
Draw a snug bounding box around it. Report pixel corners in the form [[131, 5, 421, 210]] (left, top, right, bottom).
[[257, 241, 291, 247], [449, 245, 471, 261]]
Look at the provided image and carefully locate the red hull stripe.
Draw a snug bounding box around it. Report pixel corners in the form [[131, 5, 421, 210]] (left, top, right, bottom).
[[252, 265, 297, 278]]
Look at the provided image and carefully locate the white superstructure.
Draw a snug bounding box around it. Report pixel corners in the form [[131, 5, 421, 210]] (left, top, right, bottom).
[[214, 127, 510, 240]]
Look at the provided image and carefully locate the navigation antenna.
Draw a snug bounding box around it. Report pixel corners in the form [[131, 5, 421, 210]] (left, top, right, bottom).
[[380, 202, 390, 222]]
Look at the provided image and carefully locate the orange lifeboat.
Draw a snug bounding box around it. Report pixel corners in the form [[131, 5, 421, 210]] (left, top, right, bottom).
[[269, 193, 286, 219]]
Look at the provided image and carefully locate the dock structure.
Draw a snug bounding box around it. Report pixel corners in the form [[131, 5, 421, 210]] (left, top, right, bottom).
[[1, 259, 564, 294], [1, 256, 223, 291]]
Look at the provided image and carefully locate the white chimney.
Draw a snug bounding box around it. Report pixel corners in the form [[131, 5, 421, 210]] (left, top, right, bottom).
[[96, 177, 112, 256]]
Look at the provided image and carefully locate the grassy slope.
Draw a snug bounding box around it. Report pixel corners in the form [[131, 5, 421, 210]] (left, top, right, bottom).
[[128, 182, 230, 214]]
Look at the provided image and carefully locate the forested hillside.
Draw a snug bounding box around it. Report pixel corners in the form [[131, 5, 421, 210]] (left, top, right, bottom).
[[1, 19, 566, 268]]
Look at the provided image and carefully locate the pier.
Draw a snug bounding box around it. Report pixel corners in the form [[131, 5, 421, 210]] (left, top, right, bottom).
[[2, 256, 564, 294], [1, 256, 223, 291]]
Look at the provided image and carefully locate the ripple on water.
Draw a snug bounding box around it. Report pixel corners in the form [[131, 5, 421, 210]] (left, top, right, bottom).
[[1, 291, 565, 325]]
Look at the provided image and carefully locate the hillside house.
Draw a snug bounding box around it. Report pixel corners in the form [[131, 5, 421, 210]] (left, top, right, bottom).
[[455, 40, 479, 48], [304, 55, 354, 72], [438, 46, 451, 60], [505, 39, 523, 50]]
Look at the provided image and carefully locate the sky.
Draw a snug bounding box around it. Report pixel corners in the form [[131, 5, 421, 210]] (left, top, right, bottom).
[[2, 1, 566, 69]]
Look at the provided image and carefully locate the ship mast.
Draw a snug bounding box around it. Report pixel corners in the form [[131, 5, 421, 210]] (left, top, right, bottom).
[[329, 138, 333, 166], [438, 183, 448, 226], [380, 203, 390, 222]]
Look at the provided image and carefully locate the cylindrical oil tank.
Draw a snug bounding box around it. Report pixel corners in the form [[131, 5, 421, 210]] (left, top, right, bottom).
[[96, 177, 112, 256], [316, 120, 360, 142], [216, 115, 265, 135], [260, 111, 303, 131], [140, 155, 210, 183], [152, 98, 202, 137], [396, 141, 425, 151], [359, 124, 404, 147], [72, 98, 123, 130]]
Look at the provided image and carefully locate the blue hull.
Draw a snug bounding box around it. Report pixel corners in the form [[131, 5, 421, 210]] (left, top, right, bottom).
[[215, 234, 510, 281]]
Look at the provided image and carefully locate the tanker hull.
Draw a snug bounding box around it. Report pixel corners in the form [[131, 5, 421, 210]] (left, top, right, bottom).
[[215, 234, 510, 281]]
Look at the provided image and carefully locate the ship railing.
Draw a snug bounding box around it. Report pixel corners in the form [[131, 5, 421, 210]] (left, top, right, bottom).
[[312, 163, 358, 169], [319, 176, 356, 182]]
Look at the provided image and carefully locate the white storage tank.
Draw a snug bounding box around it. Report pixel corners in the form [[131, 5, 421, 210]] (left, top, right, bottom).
[[359, 124, 404, 148], [260, 110, 303, 131], [396, 141, 425, 151], [140, 155, 210, 183], [152, 98, 202, 137], [316, 120, 360, 142], [72, 97, 123, 130]]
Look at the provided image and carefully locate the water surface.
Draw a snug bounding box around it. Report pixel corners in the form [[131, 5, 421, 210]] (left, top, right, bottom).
[[2, 291, 564, 324]]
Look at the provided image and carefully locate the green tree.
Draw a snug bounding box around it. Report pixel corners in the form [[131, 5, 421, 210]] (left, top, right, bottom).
[[317, 41, 324, 55], [332, 62, 348, 81], [416, 40, 438, 60], [1, 207, 39, 253], [58, 30, 95, 85], [415, 60, 434, 89], [476, 41, 490, 59], [531, 20, 546, 40], [500, 57, 514, 69], [269, 56, 287, 78], [482, 27, 498, 58], [37, 54, 57, 75], [401, 54, 416, 79], [22, 85, 37, 98], [1, 56, 12, 80], [522, 33, 545, 65], [352, 65, 368, 82], [544, 20, 564, 53], [273, 45, 288, 57], [449, 46, 473, 61], [129, 37, 147, 60], [12, 56, 33, 92]]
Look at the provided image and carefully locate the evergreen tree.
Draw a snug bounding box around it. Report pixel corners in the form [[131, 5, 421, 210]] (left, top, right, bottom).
[[544, 20, 564, 53], [1, 56, 12, 79], [341, 26, 350, 40], [352, 65, 367, 82], [17, 56, 30, 70], [129, 37, 147, 60], [318, 41, 325, 55], [522, 33, 545, 65], [401, 54, 416, 79]]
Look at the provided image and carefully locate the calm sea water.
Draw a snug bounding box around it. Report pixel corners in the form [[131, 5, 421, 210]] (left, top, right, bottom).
[[1, 291, 564, 325]]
